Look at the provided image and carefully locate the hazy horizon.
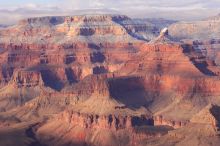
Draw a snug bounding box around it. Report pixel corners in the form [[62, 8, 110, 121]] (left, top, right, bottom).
[[0, 0, 220, 24]]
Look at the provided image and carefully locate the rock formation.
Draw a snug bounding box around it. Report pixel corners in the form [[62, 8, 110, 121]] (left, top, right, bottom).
[[0, 14, 220, 146]]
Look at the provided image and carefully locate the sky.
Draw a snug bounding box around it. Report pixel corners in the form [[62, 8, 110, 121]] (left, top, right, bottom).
[[0, 0, 220, 24]]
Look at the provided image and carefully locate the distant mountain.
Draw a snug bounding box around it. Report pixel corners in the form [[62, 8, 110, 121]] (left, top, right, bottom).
[[168, 14, 220, 40], [0, 24, 8, 28], [129, 18, 177, 41], [133, 18, 177, 29], [204, 13, 220, 21]]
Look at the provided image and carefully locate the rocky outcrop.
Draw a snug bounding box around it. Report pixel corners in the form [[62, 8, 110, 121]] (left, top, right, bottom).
[[60, 111, 153, 130], [150, 27, 173, 43], [36, 117, 171, 146], [57, 15, 128, 36], [154, 115, 189, 129], [190, 104, 220, 129], [120, 43, 203, 76], [182, 39, 220, 75], [0, 70, 44, 112], [11, 70, 43, 87]]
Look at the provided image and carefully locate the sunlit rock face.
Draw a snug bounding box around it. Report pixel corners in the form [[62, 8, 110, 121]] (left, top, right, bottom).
[[168, 14, 220, 70], [0, 14, 149, 91], [1, 14, 220, 146]]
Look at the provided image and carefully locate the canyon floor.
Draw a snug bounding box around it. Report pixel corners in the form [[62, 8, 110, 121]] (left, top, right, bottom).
[[0, 14, 220, 146]]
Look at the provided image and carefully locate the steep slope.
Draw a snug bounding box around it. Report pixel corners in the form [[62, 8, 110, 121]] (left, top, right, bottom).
[[0, 14, 150, 112], [0, 70, 47, 112], [0, 15, 147, 89], [143, 104, 220, 146], [190, 104, 220, 127], [116, 29, 220, 127], [168, 14, 220, 75]]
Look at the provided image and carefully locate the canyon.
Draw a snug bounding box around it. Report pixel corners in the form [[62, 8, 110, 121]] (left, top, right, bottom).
[[0, 14, 220, 146]]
